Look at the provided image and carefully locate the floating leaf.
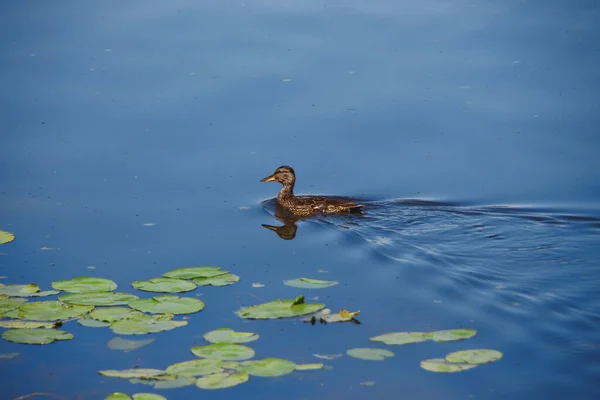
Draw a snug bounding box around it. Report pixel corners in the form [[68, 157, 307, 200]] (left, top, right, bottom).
[[0, 284, 59, 298], [196, 372, 249, 390], [360, 381, 376, 386], [90, 307, 142, 322], [420, 358, 477, 373], [2, 328, 74, 345], [132, 394, 167, 400], [0, 230, 15, 245], [0, 321, 56, 329], [0, 297, 26, 315], [78, 317, 110, 328], [107, 337, 155, 352], [236, 295, 325, 319], [313, 353, 343, 360], [110, 314, 187, 335], [0, 352, 19, 359], [8, 301, 93, 321], [346, 348, 394, 361], [192, 273, 239, 287], [191, 343, 255, 361], [283, 277, 338, 289], [104, 393, 131, 400], [203, 328, 259, 344], [163, 266, 227, 279], [237, 358, 296, 377], [99, 369, 165, 379], [130, 375, 196, 389], [427, 329, 477, 342], [309, 308, 360, 324], [370, 332, 429, 345], [129, 295, 204, 315], [132, 278, 196, 293], [295, 363, 324, 371], [165, 359, 224, 376], [445, 349, 503, 364], [51, 276, 117, 293], [60, 292, 138, 306]]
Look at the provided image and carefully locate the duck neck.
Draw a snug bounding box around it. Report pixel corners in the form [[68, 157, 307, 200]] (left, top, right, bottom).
[[278, 182, 295, 200]]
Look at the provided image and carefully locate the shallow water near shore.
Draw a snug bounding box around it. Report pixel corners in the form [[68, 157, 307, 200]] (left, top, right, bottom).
[[1, 0, 600, 399]]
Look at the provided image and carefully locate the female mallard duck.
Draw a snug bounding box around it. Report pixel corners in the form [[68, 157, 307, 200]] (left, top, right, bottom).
[[260, 165, 363, 217]]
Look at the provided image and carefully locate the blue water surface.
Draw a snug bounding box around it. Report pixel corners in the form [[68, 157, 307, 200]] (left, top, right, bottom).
[[1, 0, 599, 399]]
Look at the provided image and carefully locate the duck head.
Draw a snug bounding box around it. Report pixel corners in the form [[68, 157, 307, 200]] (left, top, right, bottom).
[[260, 165, 296, 186]]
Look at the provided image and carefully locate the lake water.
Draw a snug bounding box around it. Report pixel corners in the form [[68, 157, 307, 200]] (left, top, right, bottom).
[[1, 0, 599, 399]]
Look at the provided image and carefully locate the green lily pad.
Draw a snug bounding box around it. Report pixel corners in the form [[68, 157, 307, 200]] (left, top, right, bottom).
[[78, 317, 111, 328], [51, 276, 117, 293], [60, 292, 138, 306], [237, 358, 296, 377], [129, 295, 205, 315], [0, 297, 26, 315], [2, 328, 74, 345], [132, 394, 167, 400], [191, 343, 255, 361], [107, 337, 155, 352], [99, 369, 166, 379], [0, 284, 59, 298], [165, 359, 224, 376], [105, 394, 131, 400], [196, 372, 249, 390], [0, 352, 20, 359], [235, 295, 325, 319], [370, 332, 429, 345], [420, 358, 477, 373], [0, 321, 56, 329], [283, 277, 339, 289], [132, 278, 197, 293], [163, 266, 227, 279], [427, 329, 477, 342], [203, 328, 259, 344], [129, 375, 196, 389], [90, 306, 143, 322], [110, 314, 187, 335], [445, 349, 503, 364], [0, 230, 15, 245], [192, 273, 239, 287], [295, 363, 324, 371], [7, 301, 93, 321], [346, 348, 394, 361]]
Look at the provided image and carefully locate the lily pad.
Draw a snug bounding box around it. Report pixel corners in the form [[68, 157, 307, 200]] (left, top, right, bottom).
[[420, 358, 477, 373], [191, 343, 255, 361], [427, 329, 477, 342], [60, 292, 138, 306], [132, 278, 197, 293], [192, 273, 239, 287], [107, 337, 155, 352], [0, 230, 15, 245], [110, 314, 187, 335], [51, 276, 117, 293], [90, 306, 142, 322], [236, 295, 325, 319], [0, 297, 26, 315], [445, 349, 503, 364], [237, 358, 296, 377], [129, 375, 196, 389], [203, 328, 259, 344], [165, 359, 224, 376], [295, 363, 324, 371], [129, 295, 205, 315], [346, 348, 394, 361], [196, 372, 249, 390], [2, 328, 74, 345], [163, 266, 227, 279], [0, 321, 56, 329], [283, 277, 339, 289], [105, 394, 131, 400], [78, 317, 111, 328], [0, 284, 59, 298], [370, 332, 429, 345], [99, 369, 166, 379], [7, 301, 93, 321], [132, 394, 167, 400]]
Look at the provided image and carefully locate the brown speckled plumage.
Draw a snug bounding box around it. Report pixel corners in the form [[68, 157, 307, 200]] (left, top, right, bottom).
[[260, 165, 363, 217]]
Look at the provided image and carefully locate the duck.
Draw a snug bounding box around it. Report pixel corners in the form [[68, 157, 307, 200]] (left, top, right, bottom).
[[260, 165, 363, 217]]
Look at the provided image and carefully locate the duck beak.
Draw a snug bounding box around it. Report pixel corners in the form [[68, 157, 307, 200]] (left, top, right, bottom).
[[261, 174, 276, 182]]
